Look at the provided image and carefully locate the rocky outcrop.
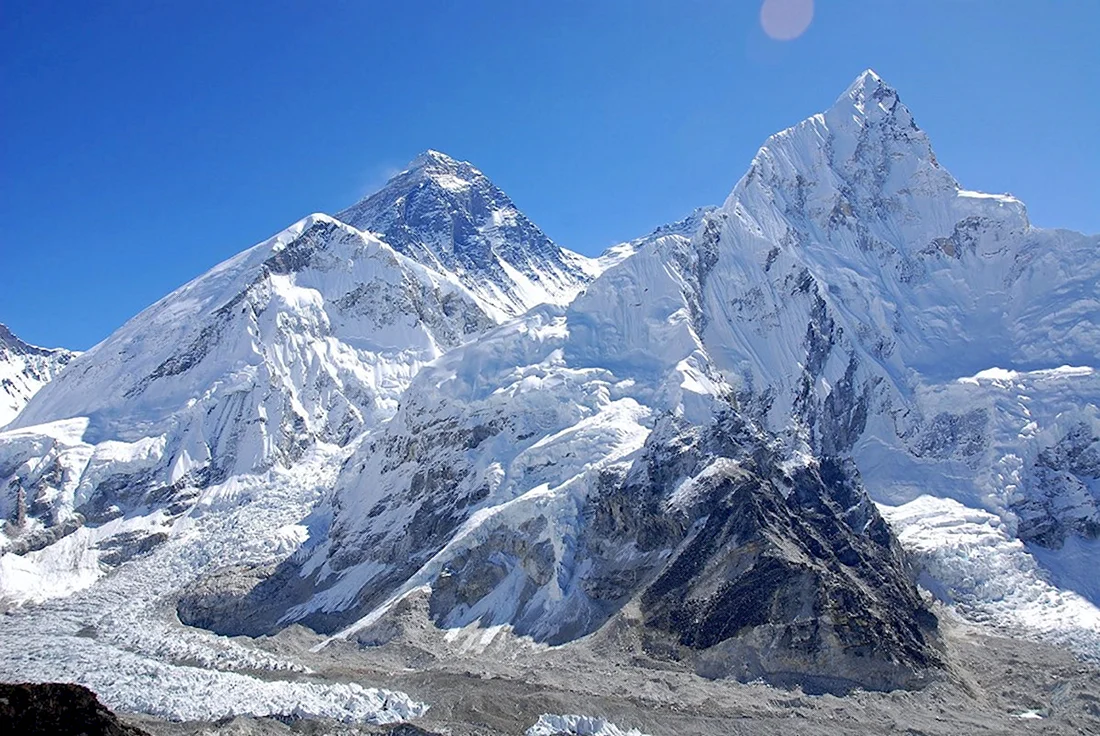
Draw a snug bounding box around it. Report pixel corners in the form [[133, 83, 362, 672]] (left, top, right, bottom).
[[0, 682, 149, 736], [589, 416, 941, 693]]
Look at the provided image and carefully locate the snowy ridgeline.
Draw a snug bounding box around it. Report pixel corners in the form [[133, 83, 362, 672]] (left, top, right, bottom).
[[0, 69, 1097, 724], [0, 323, 75, 429]]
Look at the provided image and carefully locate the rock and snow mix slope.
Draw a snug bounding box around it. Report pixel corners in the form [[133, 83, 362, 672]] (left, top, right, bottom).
[[250, 208, 941, 691], [337, 150, 598, 320], [0, 323, 75, 429]]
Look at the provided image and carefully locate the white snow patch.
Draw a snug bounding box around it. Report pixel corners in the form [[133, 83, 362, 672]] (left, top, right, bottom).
[[527, 714, 650, 736]]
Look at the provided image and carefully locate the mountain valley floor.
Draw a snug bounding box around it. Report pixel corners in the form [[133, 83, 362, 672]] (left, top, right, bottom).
[[123, 600, 1099, 736]]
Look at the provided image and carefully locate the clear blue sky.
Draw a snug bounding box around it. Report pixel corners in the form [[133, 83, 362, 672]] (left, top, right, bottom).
[[3, 1, 1097, 350]]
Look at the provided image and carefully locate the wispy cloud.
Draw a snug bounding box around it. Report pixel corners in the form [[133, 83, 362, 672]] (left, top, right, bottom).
[[352, 161, 404, 202]]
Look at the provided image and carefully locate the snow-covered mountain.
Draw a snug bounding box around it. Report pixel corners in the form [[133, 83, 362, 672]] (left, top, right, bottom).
[[0, 69, 1097, 721], [0, 147, 621, 562], [0, 324, 75, 429], [0, 214, 500, 557], [0, 150, 669, 722], [695, 71, 1099, 557], [212, 69, 1098, 672], [222, 298, 941, 689], [337, 150, 598, 320]]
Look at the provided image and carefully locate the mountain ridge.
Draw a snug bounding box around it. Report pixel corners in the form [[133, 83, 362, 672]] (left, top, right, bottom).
[[0, 322, 76, 429], [336, 149, 597, 320]]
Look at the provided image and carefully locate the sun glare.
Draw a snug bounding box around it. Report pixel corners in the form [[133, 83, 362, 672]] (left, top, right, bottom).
[[760, 0, 814, 41]]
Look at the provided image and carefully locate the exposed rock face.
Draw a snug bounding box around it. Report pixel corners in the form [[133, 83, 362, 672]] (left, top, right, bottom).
[[595, 417, 940, 692], [0, 682, 150, 736], [639, 461, 938, 692], [176, 564, 281, 636], [0, 323, 75, 429], [337, 150, 596, 320]]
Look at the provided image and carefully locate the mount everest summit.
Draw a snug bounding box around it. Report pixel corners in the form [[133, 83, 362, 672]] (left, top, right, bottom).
[[0, 70, 1098, 727]]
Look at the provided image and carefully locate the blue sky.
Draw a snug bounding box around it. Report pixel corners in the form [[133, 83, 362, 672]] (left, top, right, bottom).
[[3, 1, 1097, 350]]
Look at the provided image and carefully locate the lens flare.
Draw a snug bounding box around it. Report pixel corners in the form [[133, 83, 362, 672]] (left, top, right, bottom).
[[760, 0, 814, 41]]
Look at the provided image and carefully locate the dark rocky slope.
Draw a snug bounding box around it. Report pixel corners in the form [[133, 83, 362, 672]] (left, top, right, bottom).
[[0, 682, 150, 736]]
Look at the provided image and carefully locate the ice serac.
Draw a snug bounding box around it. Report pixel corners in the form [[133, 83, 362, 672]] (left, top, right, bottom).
[[0, 323, 76, 429], [336, 150, 598, 320], [0, 214, 494, 565]]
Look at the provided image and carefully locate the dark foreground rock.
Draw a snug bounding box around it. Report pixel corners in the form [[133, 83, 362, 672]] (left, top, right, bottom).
[[0, 682, 150, 736]]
